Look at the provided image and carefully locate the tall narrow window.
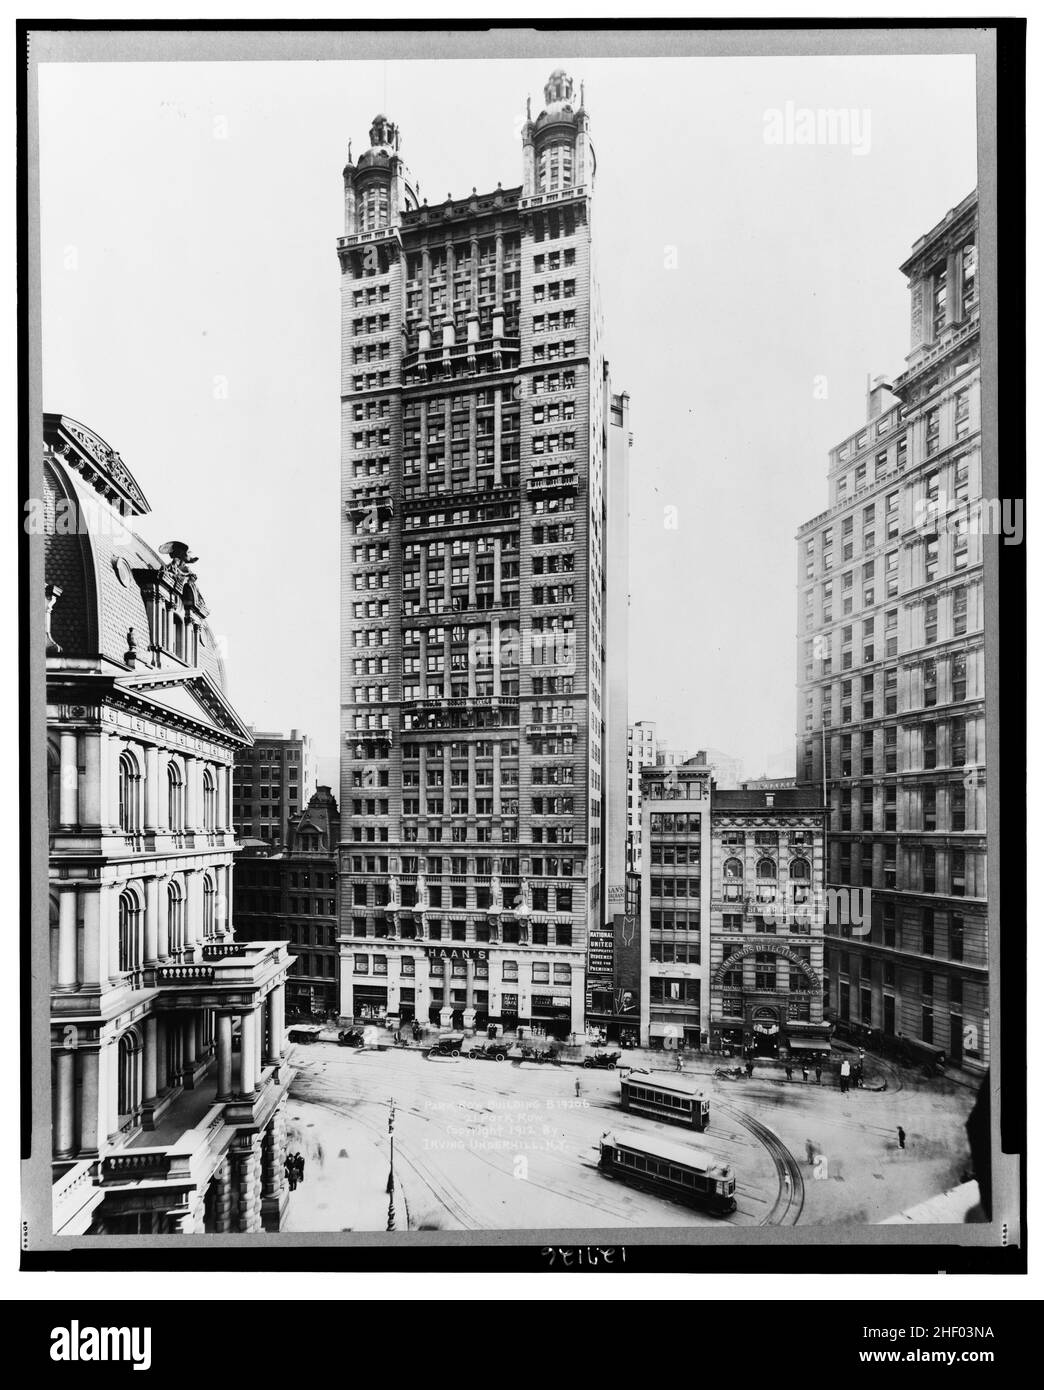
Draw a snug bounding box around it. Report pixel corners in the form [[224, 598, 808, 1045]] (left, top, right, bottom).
[[118, 752, 141, 833]]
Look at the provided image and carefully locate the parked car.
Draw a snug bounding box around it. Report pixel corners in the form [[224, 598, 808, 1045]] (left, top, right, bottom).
[[520, 1046, 561, 1065], [337, 1028, 367, 1048], [428, 1033, 466, 1058], [468, 1042, 508, 1062], [287, 1025, 323, 1045], [582, 1051, 621, 1070]]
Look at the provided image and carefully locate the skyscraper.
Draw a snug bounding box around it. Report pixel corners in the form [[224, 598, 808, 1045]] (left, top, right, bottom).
[[796, 192, 986, 1072], [337, 71, 628, 1039]]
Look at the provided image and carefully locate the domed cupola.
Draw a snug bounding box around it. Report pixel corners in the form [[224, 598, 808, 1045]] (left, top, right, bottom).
[[543, 69, 574, 112], [521, 68, 594, 198], [342, 112, 418, 238]]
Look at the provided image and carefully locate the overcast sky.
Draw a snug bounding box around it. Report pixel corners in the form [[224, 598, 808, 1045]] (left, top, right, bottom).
[[39, 51, 977, 788]]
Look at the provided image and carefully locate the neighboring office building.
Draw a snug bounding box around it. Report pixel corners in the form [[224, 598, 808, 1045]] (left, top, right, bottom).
[[44, 414, 293, 1235], [626, 720, 657, 873], [336, 71, 629, 1039], [637, 757, 827, 1054], [232, 727, 314, 849], [796, 191, 987, 1072], [709, 786, 828, 1056], [233, 787, 342, 1019]]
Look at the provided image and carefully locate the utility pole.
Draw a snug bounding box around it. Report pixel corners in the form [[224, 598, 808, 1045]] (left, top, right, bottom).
[[386, 1097, 397, 1231]]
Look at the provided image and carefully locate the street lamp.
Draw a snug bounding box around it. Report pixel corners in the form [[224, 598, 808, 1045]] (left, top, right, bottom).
[[386, 1097, 397, 1231]]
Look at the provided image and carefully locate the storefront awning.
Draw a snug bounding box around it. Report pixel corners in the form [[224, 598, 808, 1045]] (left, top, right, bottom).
[[649, 1023, 681, 1039], [787, 1037, 830, 1052]]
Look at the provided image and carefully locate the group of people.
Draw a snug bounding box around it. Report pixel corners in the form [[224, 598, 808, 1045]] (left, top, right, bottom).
[[284, 1151, 306, 1192], [784, 1060, 824, 1084]]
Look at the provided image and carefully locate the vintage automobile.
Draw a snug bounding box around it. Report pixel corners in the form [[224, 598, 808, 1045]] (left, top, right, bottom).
[[582, 1051, 621, 1070], [428, 1033, 467, 1058], [287, 1024, 323, 1045], [520, 1045, 561, 1065], [337, 1028, 367, 1048], [468, 1042, 509, 1062]]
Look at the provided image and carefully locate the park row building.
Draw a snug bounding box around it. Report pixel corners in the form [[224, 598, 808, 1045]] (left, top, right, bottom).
[[336, 70, 630, 1039], [796, 191, 987, 1071], [44, 414, 293, 1235]]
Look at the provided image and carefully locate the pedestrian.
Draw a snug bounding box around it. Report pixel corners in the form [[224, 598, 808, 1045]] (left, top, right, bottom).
[[676, 1053, 684, 1072], [815, 1064, 823, 1085], [801, 1063, 809, 1083], [575, 1076, 582, 1098], [745, 1059, 754, 1079], [785, 1063, 793, 1081], [897, 1126, 907, 1151], [285, 1157, 297, 1192], [805, 1139, 816, 1166]]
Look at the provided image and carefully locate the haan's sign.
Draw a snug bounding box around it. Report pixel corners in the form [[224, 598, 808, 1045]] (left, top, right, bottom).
[[423, 946, 488, 962]]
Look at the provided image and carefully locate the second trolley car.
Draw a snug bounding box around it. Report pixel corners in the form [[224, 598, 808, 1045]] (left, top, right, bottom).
[[597, 1130, 737, 1216], [620, 1074, 711, 1130]]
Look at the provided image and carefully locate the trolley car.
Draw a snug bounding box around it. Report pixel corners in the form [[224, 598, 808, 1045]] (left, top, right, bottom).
[[597, 1130, 737, 1216], [620, 1074, 711, 1130]]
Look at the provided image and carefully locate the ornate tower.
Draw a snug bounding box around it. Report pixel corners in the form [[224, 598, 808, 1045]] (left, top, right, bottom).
[[521, 69, 595, 199]]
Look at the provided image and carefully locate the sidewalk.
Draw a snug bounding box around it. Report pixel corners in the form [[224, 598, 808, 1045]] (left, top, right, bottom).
[[304, 1022, 899, 1090]]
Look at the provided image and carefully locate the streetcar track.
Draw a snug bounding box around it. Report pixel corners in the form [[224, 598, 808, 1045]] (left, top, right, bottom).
[[717, 1101, 805, 1225], [291, 1081, 480, 1230]]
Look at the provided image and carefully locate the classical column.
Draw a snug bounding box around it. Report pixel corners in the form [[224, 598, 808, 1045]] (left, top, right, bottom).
[[216, 1013, 234, 1100], [184, 755, 199, 831], [215, 765, 228, 832], [266, 985, 284, 1065], [82, 731, 104, 827], [184, 868, 200, 956], [142, 1017, 158, 1105], [256, 1005, 267, 1077], [57, 885, 78, 990], [143, 874, 159, 965], [211, 1156, 233, 1234], [239, 1009, 258, 1096], [494, 231, 504, 312], [155, 874, 170, 961], [59, 731, 78, 828], [144, 744, 159, 832], [194, 1011, 207, 1066], [466, 957, 475, 1010], [155, 1016, 169, 1094], [79, 1049, 101, 1153], [234, 1134, 263, 1233], [54, 1049, 76, 1158]]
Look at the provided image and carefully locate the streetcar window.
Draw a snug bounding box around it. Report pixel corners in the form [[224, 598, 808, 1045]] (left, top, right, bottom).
[[669, 1167, 683, 1183]]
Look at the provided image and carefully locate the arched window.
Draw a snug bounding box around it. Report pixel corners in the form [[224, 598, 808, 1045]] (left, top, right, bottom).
[[167, 878, 184, 953], [202, 768, 216, 832], [790, 859, 811, 880], [167, 760, 184, 831], [756, 858, 777, 879], [722, 856, 744, 902], [118, 890, 141, 973], [202, 874, 216, 939], [118, 751, 141, 833], [117, 1031, 141, 1123]]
